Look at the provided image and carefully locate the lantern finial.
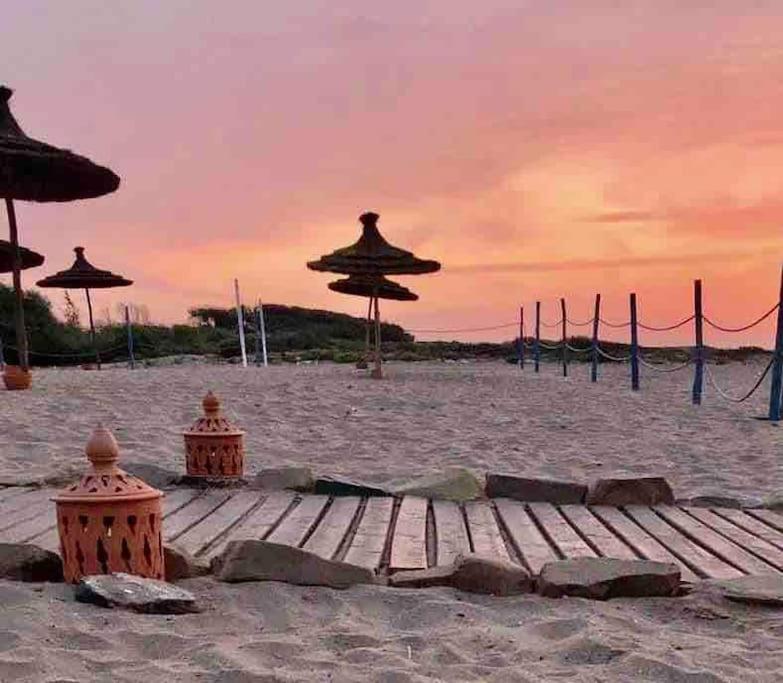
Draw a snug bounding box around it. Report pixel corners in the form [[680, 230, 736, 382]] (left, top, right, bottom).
[[85, 425, 120, 472], [203, 390, 221, 415]]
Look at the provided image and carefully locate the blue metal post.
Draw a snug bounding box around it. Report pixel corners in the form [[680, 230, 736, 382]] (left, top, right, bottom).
[[692, 279, 704, 405], [630, 292, 640, 390], [518, 306, 525, 369], [534, 301, 541, 373], [768, 267, 783, 421], [561, 298, 568, 377], [591, 294, 600, 382]]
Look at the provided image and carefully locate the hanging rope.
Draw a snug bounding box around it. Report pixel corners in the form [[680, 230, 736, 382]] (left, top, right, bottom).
[[638, 356, 692, 373], [407, 322, 518, 334], [704, 303, 779, 333], [596, 346, 631, 362], [539, 317, 563, 329], [704, 358, 774, 403], [638, 315, 695, 332], [565, 343, 592, 354], [566, 317, 594, 327], [538, 340, 563, 350], [599, 317, 631, 328]]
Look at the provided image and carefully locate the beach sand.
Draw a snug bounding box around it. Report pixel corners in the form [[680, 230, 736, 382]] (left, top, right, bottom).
[[1, 360, 782, 681]]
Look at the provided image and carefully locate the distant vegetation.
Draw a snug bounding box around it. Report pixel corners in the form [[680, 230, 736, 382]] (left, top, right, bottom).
[[0, 284, 770, 367]]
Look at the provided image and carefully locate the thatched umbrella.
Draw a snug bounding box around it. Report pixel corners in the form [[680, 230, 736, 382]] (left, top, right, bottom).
[[0, 240, 43, 273], [37, 246, 132, 369], [309, 212, 440, 378], [0, 85, 120, 376], [329, 274, 417, 369]]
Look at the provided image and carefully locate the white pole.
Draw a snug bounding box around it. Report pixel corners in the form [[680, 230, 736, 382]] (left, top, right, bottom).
[[234, 278, 248, 368], [258, 299, 269, 367]]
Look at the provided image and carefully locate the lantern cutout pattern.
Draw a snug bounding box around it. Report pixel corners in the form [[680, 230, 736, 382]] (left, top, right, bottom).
[[183, 391, 245, 477], [54, 426, 164, 583]]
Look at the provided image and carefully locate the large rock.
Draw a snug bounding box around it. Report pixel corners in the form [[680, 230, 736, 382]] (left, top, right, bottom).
[[75, 573, 201, 614], [538, 558, 681, 600], [122, 462, 179, 489], [719, 574, 783, 607], [252, 466, 314, 492], [390, 554, 533, 596], [164, 544, 210, 581], [586, 477, 675, 506], [485, 474, 586, 504], [391, 468, 483, 502], [762, 492, 783, 511], [213, 540, 376, 588], [676, 494, 762, 510], [314, 476, 390, 497], [0, 543, 63, 582]]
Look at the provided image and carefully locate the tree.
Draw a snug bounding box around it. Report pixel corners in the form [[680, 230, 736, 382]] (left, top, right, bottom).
[[63, 292, 81, 328]]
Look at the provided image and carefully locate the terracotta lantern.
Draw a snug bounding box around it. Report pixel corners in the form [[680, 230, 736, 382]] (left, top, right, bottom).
[[54, 426, 164, 583], [183, 391, 245, 478]]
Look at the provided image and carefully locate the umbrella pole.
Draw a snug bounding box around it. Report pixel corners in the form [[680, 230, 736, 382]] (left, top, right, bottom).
[[365, 296, 373, 366], [5, 198, 29, 372], [372, 292, 382, 379], [84, 288, 101, 370]]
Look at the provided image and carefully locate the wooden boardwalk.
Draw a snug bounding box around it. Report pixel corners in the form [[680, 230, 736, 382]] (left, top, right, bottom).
[[3, 485, 783, 582]]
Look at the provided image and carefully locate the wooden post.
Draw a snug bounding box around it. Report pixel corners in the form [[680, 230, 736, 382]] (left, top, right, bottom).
[[692, 279, 704, 405], [6, 199, 28, 370], [372, 293, 382, 379], [125, 305, 135, 370], [768, 266, 783, 421], [630, 292, 639, 391], [534, 300, 541, 373], [518, 306, 525, 369], [591, 294, 600, 383], [85, 288, 101, 369], [561, 297, 568, 377], [254, 301, 269, 367], [234, 279, 248, 368]]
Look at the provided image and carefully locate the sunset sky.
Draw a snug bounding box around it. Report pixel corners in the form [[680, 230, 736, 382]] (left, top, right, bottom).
[[4, 1, 783, 346]]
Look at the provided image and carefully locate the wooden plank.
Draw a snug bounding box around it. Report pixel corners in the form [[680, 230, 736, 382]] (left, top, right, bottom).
[[163, 489, 202, 517], [209, 491, 295, 556], [431, 500, 470, 566], [712, 508, 783, 551], [303, 496, 361, 560], [685, 507, 783, 572], [654, 506, 776, 576], [266, 495, 329, 547], [0, 489, 56, 533], [164, 490, 231, 542], [560, 505, 638, 560], [625, 505, 741, 579], [494, 498, 557, 573], [389, 496, 428, 571], [464, 500, 511, 561], [746, 509, 783, 533], [343, 497, 393, 570], [591, 506, 699, 582], [175, 491, 262, 557], [527, 502, 596, 559]]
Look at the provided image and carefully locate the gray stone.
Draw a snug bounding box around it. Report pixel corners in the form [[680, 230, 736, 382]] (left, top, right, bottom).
[[213, 540, 376, 588], [392, 467, 483, 502], [252, 466, 314, 492], [676, 494, 762, 509], [122, 462, 179, 489], [175, 475, 247, 489], [314, 476, 390, 497], [75, 573, 200, 614], [538, 558, 681, 600], [164, 544, 210, 581], [485, 474, 586, 503], [390, 554, 533, 596], [586, 477, 675, 506], [762, 492, 783, 510], [719, 574, 783, 607], [0, 543, 63, 582]]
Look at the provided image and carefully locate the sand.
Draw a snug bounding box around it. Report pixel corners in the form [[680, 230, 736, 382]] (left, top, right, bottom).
[[1, 359, 782, 681]]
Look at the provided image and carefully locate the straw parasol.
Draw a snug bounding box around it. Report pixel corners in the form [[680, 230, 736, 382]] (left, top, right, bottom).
[[0, 240, 43, 273], [309, 212, 440, 378], [0, 85, 120, 375], [329, 273, 418, 368], [37, 246, 132, 369]]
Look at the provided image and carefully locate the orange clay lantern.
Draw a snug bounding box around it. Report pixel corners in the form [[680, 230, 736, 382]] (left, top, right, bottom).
[[183, 391, 245, 478], [54, 426, 164, 583]]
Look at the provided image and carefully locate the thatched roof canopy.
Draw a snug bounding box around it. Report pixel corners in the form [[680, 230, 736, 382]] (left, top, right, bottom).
[[0, 239, 44, 273], [0, 86, 120, 202], [308, 212, 441, 276], [328, 273, 418, 301], [36, 246, 132, 289]]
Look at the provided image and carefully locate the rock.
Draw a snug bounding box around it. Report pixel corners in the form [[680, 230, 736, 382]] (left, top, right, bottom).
[[719, 574, 783, 607], [676, 494, 762, 509], [252, 466, 314, 492], [390, 554, 533, 596], [75, 573, 200, 614], [391, 467, 483, 502], [485, 474, 586, 504], [164, 544, 210, 581], [122, 462, 179, 489], [586, 477, 675, 506], [538, 558, 681, 600], [213, 540, 376, 588], [762, 492, 783, 510], [314, 476, 390, 497], [175, 475, 247, 489], [0, 543, 63, 582]]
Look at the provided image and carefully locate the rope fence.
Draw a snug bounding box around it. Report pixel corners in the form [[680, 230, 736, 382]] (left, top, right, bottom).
[[512, 269, 783, 421]]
